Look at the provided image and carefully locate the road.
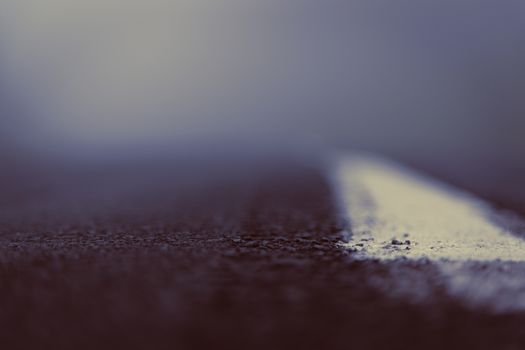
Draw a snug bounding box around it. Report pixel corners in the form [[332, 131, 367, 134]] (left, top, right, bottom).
[[1, 154, 525, 349]]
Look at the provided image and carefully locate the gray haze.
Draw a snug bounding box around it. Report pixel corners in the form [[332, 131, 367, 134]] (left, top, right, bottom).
[[0, 0, 524, 166]]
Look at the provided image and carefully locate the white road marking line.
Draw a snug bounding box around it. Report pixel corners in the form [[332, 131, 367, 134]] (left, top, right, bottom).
[[334, 155, 525, 312], [335, 155, 525, 261]]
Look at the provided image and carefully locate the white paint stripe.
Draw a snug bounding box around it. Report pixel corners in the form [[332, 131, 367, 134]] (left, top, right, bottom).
[[334, 155, 525, 313], [336, 155, 525, 261]]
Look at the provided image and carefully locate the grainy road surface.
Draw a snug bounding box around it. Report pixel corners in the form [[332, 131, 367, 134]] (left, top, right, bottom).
[[2, 155, 525, 349]]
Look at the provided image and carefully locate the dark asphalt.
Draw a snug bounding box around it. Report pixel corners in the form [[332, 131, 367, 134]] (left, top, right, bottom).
[[1, 156, 525, 349]]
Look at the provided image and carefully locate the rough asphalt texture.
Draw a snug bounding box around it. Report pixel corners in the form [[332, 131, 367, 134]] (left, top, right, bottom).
[[1, 156, 525, 349]]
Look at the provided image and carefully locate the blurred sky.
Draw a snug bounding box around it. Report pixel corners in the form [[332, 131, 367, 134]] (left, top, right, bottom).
[[0, 0, 524, 167]]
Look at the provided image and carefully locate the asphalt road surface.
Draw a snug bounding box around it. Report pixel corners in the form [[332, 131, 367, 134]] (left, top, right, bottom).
[[2, 154, 525, 349]]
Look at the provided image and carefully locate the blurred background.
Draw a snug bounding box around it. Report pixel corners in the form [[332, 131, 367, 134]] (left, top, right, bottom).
[[0, 0, 524, 210]]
